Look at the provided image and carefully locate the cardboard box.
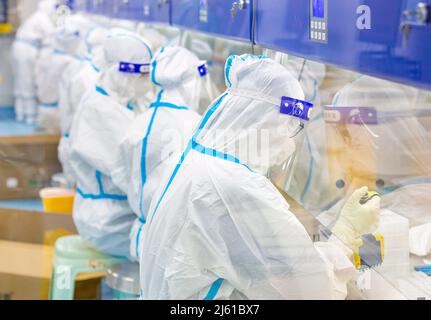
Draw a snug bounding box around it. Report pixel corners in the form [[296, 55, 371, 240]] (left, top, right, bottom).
[[0, 243, 103, 300], [0, 240, 53, 300], [0, 134, 62, 200], [0, 210, 103, 300], [0, 209, 76, 244]]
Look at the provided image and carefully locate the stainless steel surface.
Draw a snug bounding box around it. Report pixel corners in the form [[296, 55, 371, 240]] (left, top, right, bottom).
[[106, 262, 140, 295]]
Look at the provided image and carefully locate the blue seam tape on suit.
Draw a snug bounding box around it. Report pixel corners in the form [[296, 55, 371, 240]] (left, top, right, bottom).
[[191, 141, 253, 172], [76, 187, 128, 200], [95, 85, 109, 96], [135, 48, 189, 257], [204, 278, 224, 300], [149, 93, 228, 223], [149, 102, 188, 110], [136, 94, 190, 256], [77, 173, 128, 200]]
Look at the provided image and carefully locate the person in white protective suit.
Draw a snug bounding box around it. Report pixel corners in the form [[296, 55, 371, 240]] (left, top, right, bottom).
[[69, 32, 154, 258], [135, 26, 168, 111], [317, 76, 431, 258], [57, 26, 110, 186], [138, 55, 380, 300], [11, 0, 57, 123], [111, 46, 206, 261], [264, 51, 330, 215], [59, 27, 159, 187], [35, 14, 96, 133], [58, 26, 109, 135]]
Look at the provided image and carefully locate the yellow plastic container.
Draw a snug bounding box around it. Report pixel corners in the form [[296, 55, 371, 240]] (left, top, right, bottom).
[[39, 188, 75, 215], [0, 23, 13, 34]]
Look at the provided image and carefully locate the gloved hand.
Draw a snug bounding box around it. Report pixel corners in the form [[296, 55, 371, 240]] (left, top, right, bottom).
[[331, 187, 381, 255]]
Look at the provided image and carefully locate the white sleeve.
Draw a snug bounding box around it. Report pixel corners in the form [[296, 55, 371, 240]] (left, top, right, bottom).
[[314, 241, 358, 299], [189, 169, 356, 300]]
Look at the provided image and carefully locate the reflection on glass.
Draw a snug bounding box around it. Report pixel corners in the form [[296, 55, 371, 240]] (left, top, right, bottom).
[[280, 62, 431, 299]]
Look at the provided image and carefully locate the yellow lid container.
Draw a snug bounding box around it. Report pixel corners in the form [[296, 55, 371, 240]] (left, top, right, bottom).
[[0, 23, 13, 33], [39, 188, 75, 215]]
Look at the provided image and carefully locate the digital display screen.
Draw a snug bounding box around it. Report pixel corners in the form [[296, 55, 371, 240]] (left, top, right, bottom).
[[312, 0, 325, 18]]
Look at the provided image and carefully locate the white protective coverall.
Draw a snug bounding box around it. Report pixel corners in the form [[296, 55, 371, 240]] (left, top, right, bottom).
[[57, 26, 110, 185], [11, 0, 57, 123], [69, 32, 153, 258], [35, 14, 95, 133], [111, 46, 205, 260], [138, 55, 361, 300]]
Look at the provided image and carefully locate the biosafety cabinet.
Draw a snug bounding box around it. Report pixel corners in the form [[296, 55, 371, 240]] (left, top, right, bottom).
[[255, 0, 431, 90], [170, 0, 252, 41], [72, 0, 431, 89], [70, 0, 431, 300]]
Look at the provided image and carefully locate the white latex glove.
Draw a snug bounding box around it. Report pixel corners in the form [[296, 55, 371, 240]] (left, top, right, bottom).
[[331, 187, 381, 255]]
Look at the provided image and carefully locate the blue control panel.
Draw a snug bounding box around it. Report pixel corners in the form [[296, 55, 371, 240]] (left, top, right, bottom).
[[309, 0, 328, 43], [255, 0, 431, 90]]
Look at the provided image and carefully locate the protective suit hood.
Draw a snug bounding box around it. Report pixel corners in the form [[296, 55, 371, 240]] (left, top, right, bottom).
[[97, 33, 153, 107], [38, 0, 58, 17], [194, 54, 306, 175], [112, 47, 203, 260], [151, 46, 206, 112], [83, 26, 110, 67], [54, 14, 96, 57], [137, 54, 356, 300]]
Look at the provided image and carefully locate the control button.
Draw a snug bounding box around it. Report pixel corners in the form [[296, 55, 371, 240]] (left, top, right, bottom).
[[311, 21, 315, 29], [310, 31, 314, 39], [318, 32, 322, 40], [322, 22, 326, 30], [322, 33, 326, 41], [318, 21, 322, 29]]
